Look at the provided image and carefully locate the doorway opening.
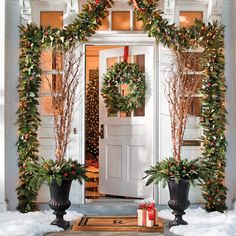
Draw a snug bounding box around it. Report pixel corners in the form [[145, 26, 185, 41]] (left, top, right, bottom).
[[84, 45, 153, 202]]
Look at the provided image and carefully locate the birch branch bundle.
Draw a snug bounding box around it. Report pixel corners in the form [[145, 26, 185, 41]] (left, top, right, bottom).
[[46, 46, 82, 163], [167, 49, 202, 161]]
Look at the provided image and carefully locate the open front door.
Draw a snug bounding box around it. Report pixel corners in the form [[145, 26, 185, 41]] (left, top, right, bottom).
[[99, 46, 154, 199]]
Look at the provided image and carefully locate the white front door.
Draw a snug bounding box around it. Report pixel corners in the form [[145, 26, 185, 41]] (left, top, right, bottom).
[[99, 46, 154, 199]]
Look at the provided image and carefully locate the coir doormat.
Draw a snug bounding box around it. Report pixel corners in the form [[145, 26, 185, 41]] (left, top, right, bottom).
[[72, 216, 164, 232]]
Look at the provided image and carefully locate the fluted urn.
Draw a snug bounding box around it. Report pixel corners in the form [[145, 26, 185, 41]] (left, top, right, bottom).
[[49, 179, 72, 229], [168, 178, 190, 228]]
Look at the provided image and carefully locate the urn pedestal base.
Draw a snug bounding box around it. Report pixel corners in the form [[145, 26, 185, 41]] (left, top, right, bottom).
[[49, 179, 72, 230], [168, 179, 190, 228], [168, 200, 190, 227]]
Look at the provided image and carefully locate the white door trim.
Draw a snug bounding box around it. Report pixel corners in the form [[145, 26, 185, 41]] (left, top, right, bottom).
[[81, 33, 159, 204]]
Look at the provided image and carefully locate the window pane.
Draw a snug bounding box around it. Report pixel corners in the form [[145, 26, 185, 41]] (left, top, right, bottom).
[[39, 96, 53, 115], [98, 15, 109, 31], [188, 97, 201, 116], [40, 51, 53, 71], [40, 11, 63, 29], [179, 11, 203, 28], [119, 56, 131, 63], [133, 13, 143, 31], [107, 57, 117, 68], [133, 54, 145, 73], [52, 51, 63, 71], [120, 111, 131, 117], [134, 106, 145, 117], [40, 51, 63, 71], [182, 52, 202, 71], [40, 74, 51, 93], [107, 108, 118, 117], [112, 11, 130, 31], [121, 84, 129, 96], [133, 54, 145, 116]]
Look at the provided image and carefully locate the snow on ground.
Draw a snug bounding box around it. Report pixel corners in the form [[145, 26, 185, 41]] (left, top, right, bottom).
[[159, 207, 236, 236], [1, 207, 236, 236], [0, 210, 82, 236]]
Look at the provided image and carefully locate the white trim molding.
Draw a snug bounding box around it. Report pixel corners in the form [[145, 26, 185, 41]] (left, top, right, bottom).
[[20, 0, 79, 26], [0, 0, 6, 212], [207, 0, 223, 22], [20, 0, 32, 25], [163, 0, 176, 24]]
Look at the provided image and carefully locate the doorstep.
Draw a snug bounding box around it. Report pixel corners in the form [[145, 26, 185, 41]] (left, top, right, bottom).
[[78, 201, 170, 216], [45, 219, 177, 236]]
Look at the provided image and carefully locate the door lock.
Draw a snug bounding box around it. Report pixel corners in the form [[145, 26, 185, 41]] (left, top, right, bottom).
[[99, 124, 104, 139]]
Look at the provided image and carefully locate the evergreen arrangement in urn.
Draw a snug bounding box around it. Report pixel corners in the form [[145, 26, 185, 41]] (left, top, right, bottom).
[[144, 158, 207, 187], [28, 159, 88, 191]]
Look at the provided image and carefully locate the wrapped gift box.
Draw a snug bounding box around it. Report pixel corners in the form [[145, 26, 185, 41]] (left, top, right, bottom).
[[137, 202, 157, 227]]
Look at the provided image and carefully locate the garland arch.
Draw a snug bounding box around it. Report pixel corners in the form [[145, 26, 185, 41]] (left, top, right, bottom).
[[18, 0, 226, 212]]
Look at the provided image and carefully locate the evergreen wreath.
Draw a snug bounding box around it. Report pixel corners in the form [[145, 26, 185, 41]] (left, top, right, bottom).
[[101, 61, 145, 112]]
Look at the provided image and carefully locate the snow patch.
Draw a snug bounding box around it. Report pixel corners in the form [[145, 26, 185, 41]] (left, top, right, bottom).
[[159, 207, 236, 236], [0, 210, 83, 236]]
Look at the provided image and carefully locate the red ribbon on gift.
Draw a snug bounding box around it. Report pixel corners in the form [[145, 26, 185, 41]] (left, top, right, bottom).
[[147, 203, 155, 220], [139, 202, 156, 222]]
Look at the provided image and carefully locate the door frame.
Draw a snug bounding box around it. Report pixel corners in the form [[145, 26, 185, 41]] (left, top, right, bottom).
[[81, 32, 160, 204]]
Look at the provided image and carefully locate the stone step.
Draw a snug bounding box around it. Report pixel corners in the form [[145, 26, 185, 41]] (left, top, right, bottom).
[[78, 202, 140, 215]]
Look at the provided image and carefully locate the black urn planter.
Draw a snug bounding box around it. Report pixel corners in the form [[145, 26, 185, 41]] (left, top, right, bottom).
[[168, 178, 190, 228], [49, 179, 72, 230]]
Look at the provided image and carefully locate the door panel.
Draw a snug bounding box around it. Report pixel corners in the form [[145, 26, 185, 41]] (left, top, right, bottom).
[[99, 46, 154, 199]]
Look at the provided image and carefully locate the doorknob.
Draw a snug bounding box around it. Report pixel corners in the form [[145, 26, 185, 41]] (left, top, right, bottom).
[[99, 124, 104, 139]]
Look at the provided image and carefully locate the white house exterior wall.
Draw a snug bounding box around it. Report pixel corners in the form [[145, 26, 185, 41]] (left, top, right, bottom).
[[234, 0, 236, 209], [0, 0, 6, 212], [0, 0, 235, 211], [222, 0, 236, 209], [5, 0, 21, 210]]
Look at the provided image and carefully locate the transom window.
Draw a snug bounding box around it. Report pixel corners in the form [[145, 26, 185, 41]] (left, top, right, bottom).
[[98, 10, 143, 31], [179, 11, 203, 28]]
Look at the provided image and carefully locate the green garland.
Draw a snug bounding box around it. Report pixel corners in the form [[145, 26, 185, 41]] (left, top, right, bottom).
[[17, 0, 111, 212], [101, 61, 145, 112], [18, 0, 227, 213], [134, 0, 227, 212]]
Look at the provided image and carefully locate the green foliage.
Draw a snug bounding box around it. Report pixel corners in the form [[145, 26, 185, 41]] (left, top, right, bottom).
[[17, 0, 111, 212], [144, 158, 207, 188], [17, 0, 227, 213], [101, 61, 145, 112], [133, 0, 227, 212], [27, 159, 89, 191], [17, 24, 43, 213]]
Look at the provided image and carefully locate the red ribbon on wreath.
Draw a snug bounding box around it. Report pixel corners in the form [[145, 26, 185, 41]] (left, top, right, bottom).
[[95, 0, 99, 4], [123, 46, 129, 62]]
